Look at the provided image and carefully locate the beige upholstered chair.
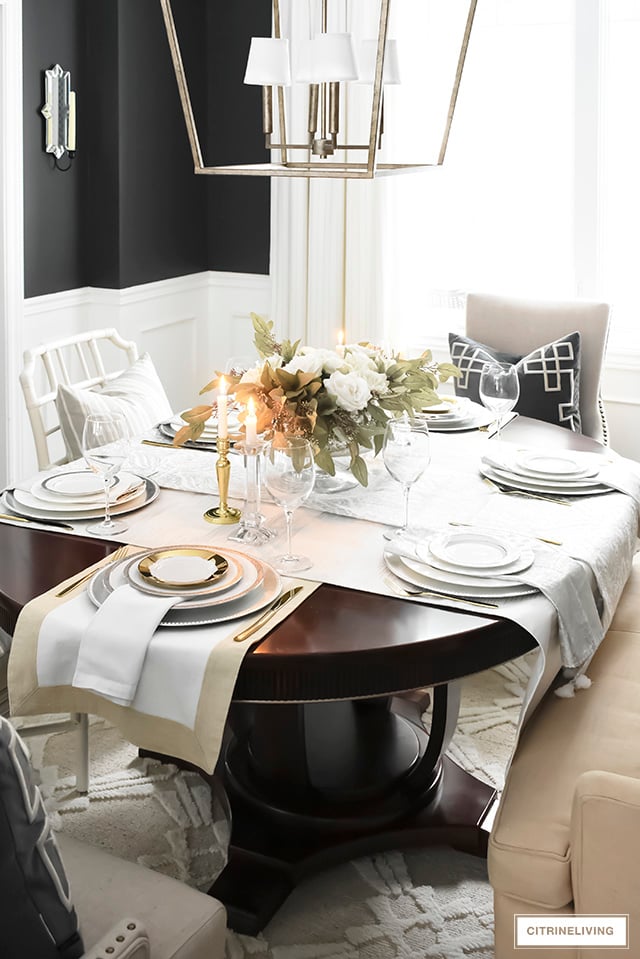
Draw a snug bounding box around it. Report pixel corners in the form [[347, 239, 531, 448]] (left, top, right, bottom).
[[61, 834, 227, 959], [465, 293, 611, 444], [20, 328, 139, 471]]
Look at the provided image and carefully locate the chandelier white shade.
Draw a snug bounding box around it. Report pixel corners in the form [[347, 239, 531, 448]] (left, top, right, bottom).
[[293, 34, 359, 83], [244, 37, 291, 86], [356, 39, 401, 85]]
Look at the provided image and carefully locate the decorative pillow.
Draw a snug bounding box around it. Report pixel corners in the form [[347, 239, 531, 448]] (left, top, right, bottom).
[[0, 716, 84, 959], [448, 331, 582, 432], [55, 352, 173, 460]]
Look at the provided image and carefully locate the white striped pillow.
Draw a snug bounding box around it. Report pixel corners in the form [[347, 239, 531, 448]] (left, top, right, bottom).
[[55, 353, 173, 460]]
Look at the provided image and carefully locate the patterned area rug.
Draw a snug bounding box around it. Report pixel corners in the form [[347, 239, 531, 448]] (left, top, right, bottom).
[[26, 653, 534, 959]]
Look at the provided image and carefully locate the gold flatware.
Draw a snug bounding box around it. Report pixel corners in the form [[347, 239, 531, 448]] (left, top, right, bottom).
[[0, 512, 75, 531], [55, 545, 130, 598], [233, 586, 304, 643], [482, 476, 571, 506], [448, 520, 563, 547], [140, 439, 215, 451]]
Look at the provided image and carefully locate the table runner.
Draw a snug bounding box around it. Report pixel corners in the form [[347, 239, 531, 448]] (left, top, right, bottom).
[[8, 548, 319, 772]]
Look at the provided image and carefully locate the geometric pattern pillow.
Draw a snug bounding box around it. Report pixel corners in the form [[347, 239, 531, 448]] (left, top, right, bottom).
[[0, 717, 84, 959], [55, 351, 173, 461], [448, 331, 582, 432]]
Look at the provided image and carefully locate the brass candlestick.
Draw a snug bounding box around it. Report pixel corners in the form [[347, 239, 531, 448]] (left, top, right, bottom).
[[203, 436, 241, 525]]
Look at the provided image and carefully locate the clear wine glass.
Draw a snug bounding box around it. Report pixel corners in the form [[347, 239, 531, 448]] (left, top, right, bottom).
[[81, 413, 130, 536], [383, 417, 431, 538], [479, 361, 520, 440], [262, 436, 316, 573]]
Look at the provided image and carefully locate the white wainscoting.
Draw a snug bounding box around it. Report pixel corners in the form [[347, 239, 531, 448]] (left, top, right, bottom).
[[14, 271, 271, 482]]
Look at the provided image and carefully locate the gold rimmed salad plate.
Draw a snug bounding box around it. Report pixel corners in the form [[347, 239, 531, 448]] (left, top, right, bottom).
[[138, 547, 230, 589], [124, 547, 264, 607]]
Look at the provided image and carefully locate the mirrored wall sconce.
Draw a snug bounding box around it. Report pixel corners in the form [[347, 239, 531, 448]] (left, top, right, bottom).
[[41, 64, 77, 172], [160, 0, 478, 180]]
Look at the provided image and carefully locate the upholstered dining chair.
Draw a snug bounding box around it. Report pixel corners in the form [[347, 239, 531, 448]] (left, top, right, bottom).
[[19, 328, 140, 471], [464, 293, 611, 444]]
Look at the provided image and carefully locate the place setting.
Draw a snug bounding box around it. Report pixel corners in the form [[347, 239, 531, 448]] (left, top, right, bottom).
[[479, 446, 614, 499], [415, 398, 496, 433], [383, 528, 539, 607], [153, 407, 242, 451]]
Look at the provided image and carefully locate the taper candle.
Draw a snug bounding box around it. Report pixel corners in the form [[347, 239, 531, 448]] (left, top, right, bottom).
[[245, 396, 258, 445], [217, 376, 228, 439]]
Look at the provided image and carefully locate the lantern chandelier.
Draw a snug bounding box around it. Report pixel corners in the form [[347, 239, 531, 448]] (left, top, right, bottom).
[[159, 0, 478, 180]]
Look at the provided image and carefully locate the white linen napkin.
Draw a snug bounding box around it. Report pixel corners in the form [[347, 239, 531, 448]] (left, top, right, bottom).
[[72, 585, 177, 705]]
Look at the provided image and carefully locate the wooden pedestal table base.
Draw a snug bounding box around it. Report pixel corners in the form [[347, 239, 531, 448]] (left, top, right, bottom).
[[207, 684, 496, 935]]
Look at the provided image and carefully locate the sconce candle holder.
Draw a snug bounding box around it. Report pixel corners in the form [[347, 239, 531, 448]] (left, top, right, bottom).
[[41, 64, 77, 171]]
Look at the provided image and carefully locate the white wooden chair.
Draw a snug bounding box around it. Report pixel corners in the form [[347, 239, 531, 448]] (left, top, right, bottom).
[[465, 293, 611, 444], [15, 329, 139, 791], [20, 328, 139, 471]]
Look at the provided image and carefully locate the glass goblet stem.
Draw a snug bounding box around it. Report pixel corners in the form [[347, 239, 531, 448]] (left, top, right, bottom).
[[284, 506, 294, 559], [102, 475, 112, 528], [402, 483, 411, 530]]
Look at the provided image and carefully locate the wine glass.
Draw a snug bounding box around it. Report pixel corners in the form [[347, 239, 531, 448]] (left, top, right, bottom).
[[262, 436, 316, 573], [383, 417, 431, 537], [81, 413, 130, 536], [479, 362, 520, 440]]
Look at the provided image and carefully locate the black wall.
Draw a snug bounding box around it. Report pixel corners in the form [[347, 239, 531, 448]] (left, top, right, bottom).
[[23, 0, 271, 298]]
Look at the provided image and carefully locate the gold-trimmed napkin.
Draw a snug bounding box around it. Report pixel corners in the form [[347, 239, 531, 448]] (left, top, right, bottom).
[[8, 548, 319, 773]]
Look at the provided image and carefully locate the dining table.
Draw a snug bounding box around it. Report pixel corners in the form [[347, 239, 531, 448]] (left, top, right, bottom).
[[2, 414, 638, 935]]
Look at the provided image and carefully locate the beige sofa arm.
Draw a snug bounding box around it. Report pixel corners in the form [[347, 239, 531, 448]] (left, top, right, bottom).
[[82, 918, 150, 959], [571, 770, 640, 923]]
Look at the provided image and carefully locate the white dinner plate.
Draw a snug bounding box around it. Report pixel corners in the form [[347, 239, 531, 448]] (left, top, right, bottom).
[[515, 450, 593, 477], [125, 547, 263, 606], [415, 540, 535, 577], [420, 401, 495, 433], [88, 553, 281, 627], [483, 462, 604, 491], [486, 450, 601, 482], [30, 471, 145, 507], [480, 464, 613, 497], [2, 476, 159, 521], [41, 471, 121, 497], [427, 530, 520, 569], [384, 552, 537, 600]]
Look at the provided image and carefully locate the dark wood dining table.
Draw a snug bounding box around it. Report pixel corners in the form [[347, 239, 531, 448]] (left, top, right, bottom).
[[0, 417, 605, 933]]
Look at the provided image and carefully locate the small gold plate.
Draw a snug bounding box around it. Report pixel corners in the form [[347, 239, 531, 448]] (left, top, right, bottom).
[[138, 547, 228, 589]]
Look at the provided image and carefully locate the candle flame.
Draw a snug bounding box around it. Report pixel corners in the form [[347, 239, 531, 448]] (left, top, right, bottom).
[[247, 396, 256, 416], [337, 329, 345, 347], [219, 375, 228, 395]]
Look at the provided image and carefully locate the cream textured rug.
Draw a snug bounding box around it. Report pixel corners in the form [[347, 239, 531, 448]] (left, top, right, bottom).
[[25, 653, 534, 959]]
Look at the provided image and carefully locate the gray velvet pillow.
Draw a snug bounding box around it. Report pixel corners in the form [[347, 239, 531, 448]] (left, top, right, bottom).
[[0, 716, 84, 959]]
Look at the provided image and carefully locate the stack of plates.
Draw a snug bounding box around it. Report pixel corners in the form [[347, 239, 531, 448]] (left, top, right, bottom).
[[417, 399, 495, 432], [384, 529, 538, 600], [2, 470, 159, 523], [158, 409, 241, 448], [480, 448, 611, 497], [88, 545, 281, 627]]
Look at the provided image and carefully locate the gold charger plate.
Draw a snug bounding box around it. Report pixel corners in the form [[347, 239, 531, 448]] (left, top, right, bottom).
[[139, 547, 230, 589]]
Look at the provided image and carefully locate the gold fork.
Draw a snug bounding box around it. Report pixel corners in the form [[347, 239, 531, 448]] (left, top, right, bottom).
[[55, 545, 130, 598]]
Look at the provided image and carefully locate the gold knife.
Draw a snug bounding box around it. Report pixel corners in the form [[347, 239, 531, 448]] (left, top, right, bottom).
[[233, 586, 304, 643]]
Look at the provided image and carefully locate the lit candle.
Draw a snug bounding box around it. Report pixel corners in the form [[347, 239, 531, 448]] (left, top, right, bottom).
[[67, 91, 76, 153], [337, 328, 345, 355], [217, 376, 228, 439], [245, 396, 258, 445]]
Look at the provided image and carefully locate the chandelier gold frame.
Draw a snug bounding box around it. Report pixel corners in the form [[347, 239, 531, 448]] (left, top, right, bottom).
[[159, 0, 478, 179]]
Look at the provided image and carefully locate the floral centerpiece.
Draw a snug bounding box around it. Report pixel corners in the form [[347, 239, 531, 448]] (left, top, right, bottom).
[[176, 314, 459, 486]]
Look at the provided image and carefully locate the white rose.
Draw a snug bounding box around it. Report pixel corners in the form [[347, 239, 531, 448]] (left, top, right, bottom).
[[300, 346, 345, 375], [325, 370, 372, 412], [239, 365, 263, 385], [283, 350, 324, 377], [360, 368, 389, 394]]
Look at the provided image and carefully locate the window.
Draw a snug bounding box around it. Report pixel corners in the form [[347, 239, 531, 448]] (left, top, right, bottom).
[[383, 0, 637, 357]]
